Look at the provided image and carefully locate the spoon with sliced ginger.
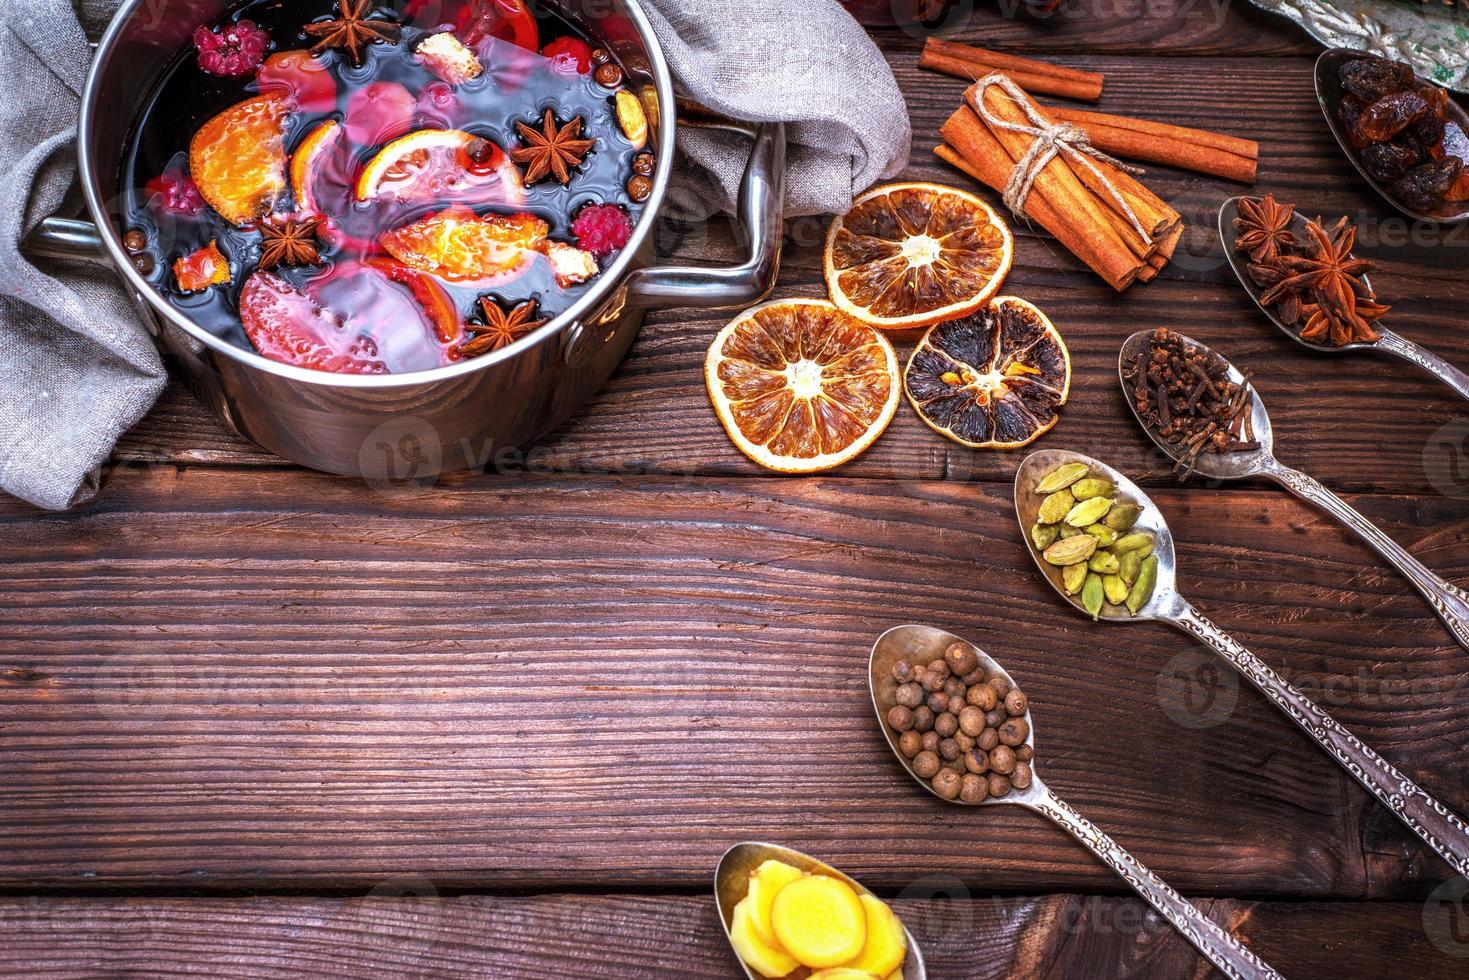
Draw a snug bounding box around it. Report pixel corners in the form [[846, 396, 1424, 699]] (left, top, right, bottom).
[[1016, 450, 1469, 880], [869, 624, 1283, 980], [714, 841, 924, 980]]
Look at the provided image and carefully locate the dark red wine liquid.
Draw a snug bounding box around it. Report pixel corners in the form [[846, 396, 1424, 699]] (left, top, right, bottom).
[[122, 0, 646, 373]]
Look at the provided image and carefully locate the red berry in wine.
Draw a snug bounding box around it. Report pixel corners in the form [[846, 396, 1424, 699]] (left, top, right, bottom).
[[192, 19, 270, 78], [572, 203, 634, 258]]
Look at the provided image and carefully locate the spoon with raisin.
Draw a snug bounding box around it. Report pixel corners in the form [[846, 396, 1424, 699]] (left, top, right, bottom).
[[1218, 196, 1469, 402], [1015, 450, 1469, 883], [869, 624, 1284, 980]]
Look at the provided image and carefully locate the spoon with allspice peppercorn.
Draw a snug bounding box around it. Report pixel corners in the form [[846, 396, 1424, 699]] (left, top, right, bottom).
[[1219, 195, 1469, 402], [1016, 450, 1469, 881], [1119, 327, 1469, 655], [869, 624, 1284, 980]]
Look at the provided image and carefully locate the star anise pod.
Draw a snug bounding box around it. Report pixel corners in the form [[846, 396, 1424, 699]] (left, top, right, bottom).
[[461, 297, 547, 357], [1233, 194, 1297, 264], [1246, 261, 1305, 325], [511, 110, 595, 185], [304, 0, 400, 65], [257, 216, 322, 269], [1261, 215, 1385, 345]]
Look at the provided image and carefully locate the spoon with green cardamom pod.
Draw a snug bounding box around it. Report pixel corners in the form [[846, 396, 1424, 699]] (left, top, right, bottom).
[[1117, 328, 1469, 655], [1015, 449, 1469, 880]]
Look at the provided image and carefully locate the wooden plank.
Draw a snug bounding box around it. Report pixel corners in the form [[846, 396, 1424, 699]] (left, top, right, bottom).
[[2, 467, 1466, 895], [0, 893, 1461, 977], [111, 57, 1469, 496]]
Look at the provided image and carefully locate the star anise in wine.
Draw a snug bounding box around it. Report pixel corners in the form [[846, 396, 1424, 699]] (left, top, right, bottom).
[[1261, 215, 1387, 346], [257, 216, 322, 269], [511, 110, 595, 185], [305, 0, 400, 65], [1233, 193, 1297, 264], [461, 297, 547, 357]]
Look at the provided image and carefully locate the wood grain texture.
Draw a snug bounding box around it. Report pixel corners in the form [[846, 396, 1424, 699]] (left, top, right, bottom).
[[3, 467, 1467, 896], [1, 893, 1463, 978], [112, 59, 1469, 495]]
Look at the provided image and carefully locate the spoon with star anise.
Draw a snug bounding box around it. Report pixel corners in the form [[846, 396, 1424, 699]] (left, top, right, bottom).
[[1118, 327, 1469, 655], [1219, 195, 1469, 402]]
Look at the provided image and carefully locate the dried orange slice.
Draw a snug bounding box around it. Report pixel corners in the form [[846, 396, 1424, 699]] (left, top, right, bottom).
[[824, 181, 1013, 330], [356, 128, 524, 207], [379, 205, 548, 283], [705, 299, 899, 473], [189, 93, 290, 225], [904, 296, 1070, 449]]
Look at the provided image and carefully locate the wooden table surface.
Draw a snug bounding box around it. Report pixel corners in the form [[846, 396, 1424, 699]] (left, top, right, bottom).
[[5, 3, 1469, 977]]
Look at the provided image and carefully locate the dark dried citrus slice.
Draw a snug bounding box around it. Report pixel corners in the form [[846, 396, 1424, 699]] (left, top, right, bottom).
[[824, 181, 1013, 330], [706, 299, 900, 473], [904, 296, 1070, 449]]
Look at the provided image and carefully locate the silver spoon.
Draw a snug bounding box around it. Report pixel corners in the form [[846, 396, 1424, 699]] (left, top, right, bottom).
[[1016, 449, 1469, 879], [1314, 47, 1469, 226], [714, 840, 928, 980], [1118, 328, 1469, 653], [1218, 196, 1469, 401], [868, 624, 1283, 980]]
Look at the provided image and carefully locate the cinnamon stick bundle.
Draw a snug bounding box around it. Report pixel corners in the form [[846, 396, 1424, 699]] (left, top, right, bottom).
[[938, 78, 1183, 291], [1043, 105, 1259, 184], [920, 38, 1104, 102]]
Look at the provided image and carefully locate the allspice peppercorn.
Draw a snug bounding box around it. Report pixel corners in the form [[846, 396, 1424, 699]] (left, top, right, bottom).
[[920, 731, 939, 754], [963, 748, 988, 774], [934, 712, 958, 738], [926, 659, 950, 682], [988, 675, 1011, 700], [1016, 744, 1034, 763], [958, 706, 985, 737], [977, 727, 1000, 751], [627, 175, 653, 203], [898, 730, 922, 758], [999, 717, 1029, 747], [913, 750, 941, 779], [953, 730, 975, 752], [926, 692, 950, 714], [896, 682, 923, 709], [632, 152, 656, 176], [1005, 689, 1028, 717], [123, 228, 148, 252], [594, 62, 624, 87], [966, 683, 997, 711], [987, 772, 1011, 798], [960, 773, 988, 804], [943, 642, 979, 676], [989, 744, 1016, 775], [931, 767, 961, 800], [942, 677, 965, 699], [984, 708, 1006, 729], [886, 705, 914, 733], [1011, 762, 1033, 790], [912, 706, 934, 733], [891, 660, 914, 684], [938, 738, 961, 762], [921, 669, 945, 693]]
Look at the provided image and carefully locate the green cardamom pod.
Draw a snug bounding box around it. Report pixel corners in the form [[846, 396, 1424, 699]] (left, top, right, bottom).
[[1035, 461, 1089, 495], [1112, 531, 1154, 555], [1062, 562, 1087, 595], [1031, 523, 1059, 550], [1064, 496, 1112, 527], [1082, 572, 1105, 620], [1088, 551, 1120, 575], [1126, 555, 1159, 615], [1058, 524, 1086, 538], [1071, 478, 1116, 501], [1042, 534, 1098, 566], [1085, 524, 1118, 546], [1118, 549, 1141, 586], [1103, 573, 1129, 605], [1036, 488, 1075, 525], [1103, 503, 1141, 531]]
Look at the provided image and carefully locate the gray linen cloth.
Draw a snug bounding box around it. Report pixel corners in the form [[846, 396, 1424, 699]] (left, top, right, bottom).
[[0, 0, 910, 511]]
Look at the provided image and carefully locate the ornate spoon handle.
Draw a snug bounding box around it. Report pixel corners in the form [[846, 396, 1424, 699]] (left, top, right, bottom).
[[1262, 459, 1469, 653], [1023, 784, 1283, 980], [1377, 329, 1469, 403], [1170, 601, 1469, 877]]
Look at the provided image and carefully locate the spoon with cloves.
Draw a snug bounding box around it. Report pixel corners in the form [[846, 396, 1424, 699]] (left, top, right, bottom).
[[1016, 448, 1469, 881], [714, 841, 928, 980], [1218, 195, 1469, 402], [1118, 327, 1469, 654], [869, 624, 1284, 980]]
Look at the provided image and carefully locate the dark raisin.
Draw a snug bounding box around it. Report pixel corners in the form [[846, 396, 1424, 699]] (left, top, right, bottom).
[[1336, 95, 1371, 149], [1391, 157, 1464, 210], [1359, 90, 1430, 143], [1361, 140, 1421, 182], [1339, 56, 1413, 103], [1406, 86, 1448, 149]]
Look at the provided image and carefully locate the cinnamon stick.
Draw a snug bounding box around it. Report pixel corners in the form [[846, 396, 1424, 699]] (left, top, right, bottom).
[[1043, 105, 1258, 183], [923, 38, 1104, 101], [919, 52, 1103, 103]]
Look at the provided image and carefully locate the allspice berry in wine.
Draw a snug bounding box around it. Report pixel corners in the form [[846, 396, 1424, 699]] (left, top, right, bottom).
[[913, 751, 941, 779]]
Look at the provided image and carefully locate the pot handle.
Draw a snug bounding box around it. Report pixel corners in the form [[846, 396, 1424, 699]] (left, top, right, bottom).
[[623, 120, 785, 311], [21, 217, 113, 268]]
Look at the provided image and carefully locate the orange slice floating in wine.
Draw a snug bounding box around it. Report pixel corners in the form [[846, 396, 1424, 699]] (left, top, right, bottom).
[[290, 118, 343, 217], [705, 298, 900, 473], [355, 128, 524, 207], [824, 181, 1013, 330], [378, 205, 548, 284], [188, 93, 290, 225]]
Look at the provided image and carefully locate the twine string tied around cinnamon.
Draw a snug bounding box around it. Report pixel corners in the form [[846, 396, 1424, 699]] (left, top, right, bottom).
[[972, 73, 1153, 245]]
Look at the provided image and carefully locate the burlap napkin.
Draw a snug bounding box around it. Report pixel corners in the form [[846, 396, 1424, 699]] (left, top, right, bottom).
[[0, 0, 910, 511]]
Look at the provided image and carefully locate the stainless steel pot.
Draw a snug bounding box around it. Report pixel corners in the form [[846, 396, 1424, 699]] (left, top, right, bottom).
[[25, 0, 784, 480]]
